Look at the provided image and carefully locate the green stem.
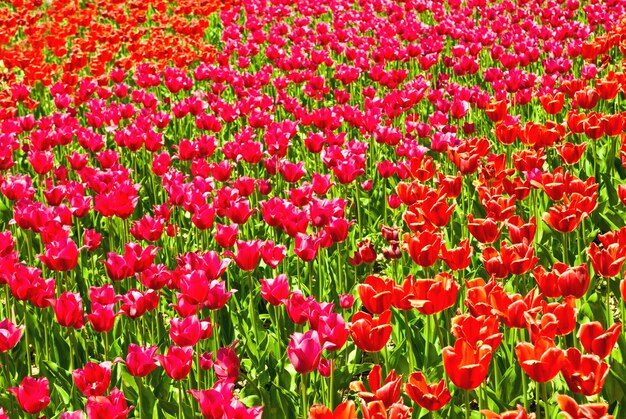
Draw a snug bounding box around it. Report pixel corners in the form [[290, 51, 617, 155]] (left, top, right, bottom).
[[301, 373, 308, 419], [178, 379, 184, 419], [22, 300, 31, 377], [248, 272, 260, 343], [536, 383, 541, 419], [464, 389, 470, 419]]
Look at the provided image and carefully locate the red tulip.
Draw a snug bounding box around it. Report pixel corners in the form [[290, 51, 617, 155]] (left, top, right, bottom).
[[38, 237, 79, 272], [578, 322, 621, 359], [287, 330, 322, 374], [587, 242, 626, 278], [515, 337, 564, 383], [156, 345, 194, 380], [227, 240, 263, 271], [51, 292, 85, 329], [87, 303, 118, 332], [403, 231, 442, 267], [86, 387, 133, 419], [72, 361, 112, 397], [309, 400, 357, 419], [440, 239, 473, 270], [121, 344, 158, 377], [404, 371, 451, 411], [557, 394, 611, 419], [260, 274, 290, 306], [170, 315, 202, 346], [451, 314, 503, 350], [8, 376, 50, 414], [561, 348, 609, 396], [350, 364, 402, 408], [350, 310, 393, 353], [356, 275, 394, 314], [442, 339, 492, 390], [481, 405, 534, 419], [467, 215, 501, 244], [410, 272, 459, 315], [0, 318, 24, 352]]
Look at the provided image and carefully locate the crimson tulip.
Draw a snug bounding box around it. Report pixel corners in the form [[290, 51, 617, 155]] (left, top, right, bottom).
[[442, 338, 492, 390], [156, 345, 194, 380], [287, 330, 322, 374], [404, 371, 451, 411], [350, 310, 393, 353], [8, 376, 50, 414]]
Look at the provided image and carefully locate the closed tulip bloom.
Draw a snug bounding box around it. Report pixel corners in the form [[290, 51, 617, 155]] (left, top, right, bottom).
[[587, 242, 626, 278], [0, 318, 24, 352], [356, 275, 394, 314], [451, 314, 503, 350], [87, 303, 118, 333], [72, 361, 112, 397], [122, 344, 158, 377], [403, 231, 442, 267], [288, 330, 322, 374], [51, 292, 85, 329], [169, 315, 202, 346], [179, 270, 209, 305], [260, 274, 290, 306], [205, 279, 236, 310], [442, 339, 492, 390], [8, 376, 50, 414], [86, 387, 133, 419], [515, 337, 564, 383], [578, 322, 621, 359], [404, 371, 451, 411], [350, 310, 392, 353], [317, 313, 349, 351], [156, 345, 194, 380], [561, 348, 609, 396], [467, 215, 500, 244], [228, 240, 263, 271]]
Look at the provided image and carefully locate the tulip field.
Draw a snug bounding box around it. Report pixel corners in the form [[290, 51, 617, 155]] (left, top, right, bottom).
[[3, 0, 626, 417]]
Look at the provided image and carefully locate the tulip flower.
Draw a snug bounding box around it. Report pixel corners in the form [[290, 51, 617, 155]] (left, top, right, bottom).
[[350, 365, 402, 409], [169, 315, 202, 346], [38, 237, 79, 272], [515, 337, 564, 383], [120, 344, 158, 377], [557, 394, 611, 419], [350, 310, 393, 353], [578, 322, 621, 359], [260, 274, 290, 306], [356, 275, 394, 314], [442, 339, 492, 390], [481, 405, 534, 419], [309, 400, 357, 419], [403, 231, 442, 267], [156, 345, 194, 380], [72, 361, 112, 397], [0, 318, 24, 352], [51, 292, 85, 329], [8, 376, 50, 414], [561, 348, 609, 396], [410, 272, 459, 315], [86, 387, 133, 419], [404, 371, 451, 411], [287, 330, 322, 374]]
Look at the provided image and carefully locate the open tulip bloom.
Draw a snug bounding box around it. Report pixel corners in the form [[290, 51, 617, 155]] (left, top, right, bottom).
[[0, 0, 626, 417]]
